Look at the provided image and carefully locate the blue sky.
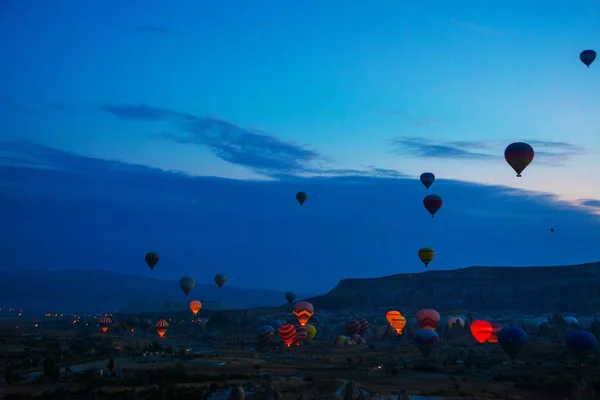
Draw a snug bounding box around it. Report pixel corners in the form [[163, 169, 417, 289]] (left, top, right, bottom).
[[1, 0, 600, 293]]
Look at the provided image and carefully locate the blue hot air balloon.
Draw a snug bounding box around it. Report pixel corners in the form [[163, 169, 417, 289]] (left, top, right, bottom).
[[580, 50, 596, 68], [257, 325, 275, 343], [414, 328, 440, 358], [566, 330, 598, 363], [497, 326, 528, 360], [420, 172, 435, 189]]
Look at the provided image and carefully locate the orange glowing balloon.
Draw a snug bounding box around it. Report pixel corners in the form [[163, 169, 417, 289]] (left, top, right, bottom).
[[487, 322, 502, 343], [470, 319, 492, 343], [155, 319, 169, 338], [292, 301, 314, 326], [386, 310, 407, 334], [98, 317, 112, 333], [189, 300, 202, 315]]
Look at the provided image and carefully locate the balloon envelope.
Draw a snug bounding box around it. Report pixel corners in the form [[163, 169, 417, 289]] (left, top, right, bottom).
[[386, 311, 407, 334], [504, 142, 534, 177], [470, 320, 492, 343], [296, 191, 308, 206], [416, 309, 440, 330], [423, 194, 442, 217], [580, 49, 596, 67], [414, 328, 440, 357], [292, 302, 315, 326], [418, 247, 435, 267], [566, 330, 598, 363], [497, 326, 528, 359], [420, 172, 435, 189]]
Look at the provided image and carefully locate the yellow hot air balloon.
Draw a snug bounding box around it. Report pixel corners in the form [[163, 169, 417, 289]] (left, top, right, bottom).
[[305, 324, 317, 341], [418, 247, 434, 267], [386, 310, 407, 334], [189, 300, 202, 315]]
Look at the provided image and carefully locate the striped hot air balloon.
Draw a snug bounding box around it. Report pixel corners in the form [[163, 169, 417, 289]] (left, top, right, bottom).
[[98, 317, 112, 333], [278, 324, 296, 347], [292, 302, 314, 326], [294, 324, 308, 346], [155, 319, 169, 338], [416, 309, 440, 330], [257, 325, 275, 343]]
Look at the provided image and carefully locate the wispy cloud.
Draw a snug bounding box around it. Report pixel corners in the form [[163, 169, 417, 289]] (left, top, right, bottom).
[[580, 199, 600, 208], [390, 137, 588, 165], [391, 137, 494, 159], [99, 104, 405, 179], [409, 116, 443, 127]]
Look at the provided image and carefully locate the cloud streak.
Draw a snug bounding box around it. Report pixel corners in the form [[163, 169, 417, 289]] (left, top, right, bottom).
[[391, 137, 588, 165], [100, 104, 405, 179]]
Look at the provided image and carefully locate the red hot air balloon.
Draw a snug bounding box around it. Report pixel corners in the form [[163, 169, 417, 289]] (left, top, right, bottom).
[[416, 309, 441, 330], [504, 142, 534, 177], [488, 322, 502, 343], [279, 324, 296, 347], [470, 320, 492, 343], [292, 302, 314, 326], [423, 194, 442, 218]]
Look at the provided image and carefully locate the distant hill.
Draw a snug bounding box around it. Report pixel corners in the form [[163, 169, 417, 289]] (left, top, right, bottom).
[[0, 269, 317, 314], [305, 262, 600, 314]]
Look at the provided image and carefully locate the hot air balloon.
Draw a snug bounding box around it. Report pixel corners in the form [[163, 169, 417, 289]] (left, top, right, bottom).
[[580, 49, 596, 68], [335, 335, 353, 346], [386, 311, 407, 334], [470, 319, 492, 343], [416, 309, 440, 330], [350, 334, 366, 344], [418, 247, 435, 267], [278, 324, 296, 347], [358, 319, 370, 336], [414, 328, 440, 358], [550, 228, 555, 233], [189, 300, 202, 315], [285, 291, 296, 304], [145, 252, 159, 270], [214, 274, 227, 288], [294, 324, 308, 346], [345, 319, 361, 335], [448, 316, 465, 328], [420, 172, 435, 189], [127, 316, 140, 332], [156, 319, 169, 338], [305, 324, 317, 341], [423, 194, 442, 218], [487, 322, 502, 343], [497, 326, 528, 360], [257, 325, 275, 343], [179, 277, 195, 296], [98, 317, 112, 333], [296, 191, 308, 206], [292, 301, 314, 326], [504, 142, 534, 177], [566, 330, 598, 363]]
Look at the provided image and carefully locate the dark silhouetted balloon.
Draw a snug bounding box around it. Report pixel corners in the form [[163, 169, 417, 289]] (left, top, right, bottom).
[[418, 247, 434, 267], [420, 172, 435, 189], [550, 228, 554, 233], [345, 320, 361, 335], [296, 191, 308, 206], [145, 252, 159, 270], [580, 50, 596, 68], [566, 330, 598, 363], [497, 326, 528, 360], [423, 194, 442, 218], [416, 309, 440, 330], [504, 142, 534, 177], [285, 291, 296, 304], [414, 328, 440, 357]]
